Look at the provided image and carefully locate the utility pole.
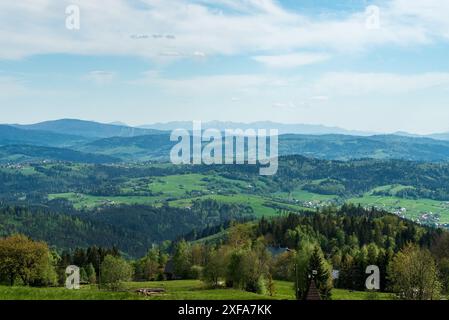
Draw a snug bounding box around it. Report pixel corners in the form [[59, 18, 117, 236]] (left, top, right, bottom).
[[295, 262, 299, 299], [287, 248, 299, 300], [98, 255, 101, 290]]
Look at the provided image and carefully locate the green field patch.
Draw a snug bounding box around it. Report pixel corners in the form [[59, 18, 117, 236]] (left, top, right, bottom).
[[370, 184, 416, 196], [47, 173, 266, 210], [348, 192, 449, 224], [48, 193, 160, 210], [279, 189, 339, 202], [168, 194, 309, 217], [149, 174, 209, 196], [0, 165, 41, 176]]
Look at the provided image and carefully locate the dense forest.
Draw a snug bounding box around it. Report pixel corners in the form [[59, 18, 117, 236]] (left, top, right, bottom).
[[0, 201, 254, 257]]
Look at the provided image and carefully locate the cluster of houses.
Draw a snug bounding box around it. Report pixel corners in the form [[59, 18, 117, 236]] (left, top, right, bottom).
[[275, 196, 339, 211], [416, 212, 441, 226], [363, 205, 449, 229]]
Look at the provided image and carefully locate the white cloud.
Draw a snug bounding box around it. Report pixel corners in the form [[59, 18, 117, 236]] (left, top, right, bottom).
[[193, 51, 206, 57], [387, 0, 449, 40], [0, 0, 447, 60], [253, 53, 330, 68], [310, 95, 329, 101], [272, 101, 297, 108]]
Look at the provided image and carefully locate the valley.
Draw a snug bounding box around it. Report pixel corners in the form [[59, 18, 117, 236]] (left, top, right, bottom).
[[2, 119, 449, 300]]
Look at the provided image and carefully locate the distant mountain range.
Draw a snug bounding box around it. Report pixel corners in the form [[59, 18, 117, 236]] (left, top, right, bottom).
[[3, 118, 449, 164], [6, 118, 449, 139], [139, 120, 375, 136], [12, 119, 165, 139]]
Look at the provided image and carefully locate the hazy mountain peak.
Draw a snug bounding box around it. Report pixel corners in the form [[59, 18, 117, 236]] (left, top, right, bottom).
[[139, 120, 374, 136], [13, 119, 164, 139]]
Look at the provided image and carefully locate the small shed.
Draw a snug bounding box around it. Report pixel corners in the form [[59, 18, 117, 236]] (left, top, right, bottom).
[[305, 280, 321, 301]]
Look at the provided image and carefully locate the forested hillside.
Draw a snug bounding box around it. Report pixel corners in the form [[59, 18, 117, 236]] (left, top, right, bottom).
[[0, 202, 253, 257]]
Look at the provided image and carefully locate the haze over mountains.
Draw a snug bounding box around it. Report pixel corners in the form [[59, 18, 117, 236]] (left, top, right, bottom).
[[139, 121, 375, 136], [2, 118, 449, 163], [6, 118, 449, 139], [13, 119, 164, 139]]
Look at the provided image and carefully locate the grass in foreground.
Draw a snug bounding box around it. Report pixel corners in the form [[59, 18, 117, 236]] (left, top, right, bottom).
[[0, 280, 394, 300]]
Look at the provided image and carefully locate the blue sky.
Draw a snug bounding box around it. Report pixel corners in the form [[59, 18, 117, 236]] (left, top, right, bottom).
[[0, 0, 449, 134]]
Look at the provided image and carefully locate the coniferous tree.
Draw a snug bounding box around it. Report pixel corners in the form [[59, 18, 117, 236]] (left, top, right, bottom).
[[307, 246, 333, 300]]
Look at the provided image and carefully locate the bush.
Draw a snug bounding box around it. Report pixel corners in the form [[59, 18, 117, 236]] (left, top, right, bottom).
[[202, 248, 227, 287], [100, 255, 133, 291], [388, 244, 441, 300], [190, 265, 203, 280]]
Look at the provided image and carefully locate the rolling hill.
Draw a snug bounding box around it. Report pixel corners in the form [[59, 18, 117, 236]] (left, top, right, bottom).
[[0, 145, 120, 164], [5, 119, 449, 163], [14, 119, 165, 139], [0, 125, 89, 148], [76, 134, 175, 160], [76, 133, 449, 162], [278, 134, 449, 161]]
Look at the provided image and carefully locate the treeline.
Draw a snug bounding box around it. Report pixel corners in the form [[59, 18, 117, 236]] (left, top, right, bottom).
[[0, 234, 132, 290], [0, 202, 253, 257], [200, 156, 449, 200], [57, 246, 121, 285]]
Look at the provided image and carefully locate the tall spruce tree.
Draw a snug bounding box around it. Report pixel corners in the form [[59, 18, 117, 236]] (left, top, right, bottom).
[[307, 246, 333, 300]]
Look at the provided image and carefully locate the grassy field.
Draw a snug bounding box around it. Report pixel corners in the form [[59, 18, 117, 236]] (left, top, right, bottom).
[[48, 192, 158, 209], [48, 173, 245, 210], [48, 173, 449, 225], [0, 280, 394, 300], [47, 191, 304, 216], [285, 189, 339, 202], [348, 186, 449, 224], [48, 173, 309, 216]]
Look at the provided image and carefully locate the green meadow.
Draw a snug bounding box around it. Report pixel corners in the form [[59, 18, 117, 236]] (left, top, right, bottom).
[[348, 186, 449, 224], [48, 173, 308, 215], [48, 173, 449, 224], [0, 280, 394, 300]]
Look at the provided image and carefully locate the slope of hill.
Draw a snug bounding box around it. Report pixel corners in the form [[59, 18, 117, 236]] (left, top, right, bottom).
[[0, 145, 120, 164], [0, 204, 250, 257], [0, 125, 89, 148], [429, 132, 449, 141], [14, 119, 165, 139], [279, 134, 449, 161], [76, 134, 174, 160], [76, 133, 449, 162]]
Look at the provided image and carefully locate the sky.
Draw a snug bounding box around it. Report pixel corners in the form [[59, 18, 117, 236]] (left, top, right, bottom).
[[0, 0, 449, 134]]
